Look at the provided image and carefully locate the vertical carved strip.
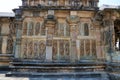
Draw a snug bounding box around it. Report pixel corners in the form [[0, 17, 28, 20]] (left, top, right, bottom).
[[35, 22, 40, 35], [22, 39, 28, 59], [64, 40, 70, 60], [80, 39, 84, 57], [90, 39, 92, 56], [27, 40, 33, 58], [39, 41, 46, 60], [23, 22, 27, 35], [59, 40, 64, 60], [6, 35, 13, 54], [66, 23, 70, 36], [28, 22, 34, 36], [92, 40, 96, 57], [86, 39, 90, 56], [34, 40, 39, 59], [52, 40, 57, 60]]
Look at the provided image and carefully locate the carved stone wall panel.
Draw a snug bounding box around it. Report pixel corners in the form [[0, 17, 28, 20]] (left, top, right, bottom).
[[59, 40, 64, 60], [92, 40, 96, 57], [6, 35, 13, 54], [41, 24, 45, 35], [66, 24, 70, 36], [35, 22, 40, 35], [23, 22, 27, 35], [33, 40, 39, 59], [21, 39, 28, 59], [38, 40, 46, 60], [59, 23, 64, 36], [85, 39, 90, 56], [52, 40, 58, 60], [71, 41, 77, 62], [27, 40, 33, 58], [9, 23, 16, 36], [54, 24, 58, 37], [80, 39, 84, 57], [64, 40, 70, 60], [28, 22, 34, 36]]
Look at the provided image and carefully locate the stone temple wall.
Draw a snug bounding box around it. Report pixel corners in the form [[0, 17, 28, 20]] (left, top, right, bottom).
[[14, 10, 106, 62]]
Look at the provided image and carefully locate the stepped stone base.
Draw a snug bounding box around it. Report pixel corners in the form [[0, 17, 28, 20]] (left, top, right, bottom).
[[5, 59, 112, 80]]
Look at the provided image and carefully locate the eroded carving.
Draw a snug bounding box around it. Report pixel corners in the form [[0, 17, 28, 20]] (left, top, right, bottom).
[[38, 41, 46, 60], [6, 35, 13, 54]]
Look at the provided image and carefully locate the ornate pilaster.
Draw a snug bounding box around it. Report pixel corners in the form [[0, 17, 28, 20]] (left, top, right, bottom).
[[93, 11, 105, 61], [67, 15, 79, 62], [70, 24, 78, 62], [14, 22, 22, 58]]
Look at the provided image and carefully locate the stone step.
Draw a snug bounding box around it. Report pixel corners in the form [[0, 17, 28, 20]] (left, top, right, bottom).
[[10, 66, 104, 69], [9, 65, 105, 72], [10, 60, 106, 66], [6, 71, 106, 78]]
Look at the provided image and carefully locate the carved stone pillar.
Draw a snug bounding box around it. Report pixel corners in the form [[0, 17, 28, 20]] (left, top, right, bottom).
[[95, 27, 102, 60], [66, 15, 79, 62], [70, 24, 77, 62], [15, 22, 22, 58]]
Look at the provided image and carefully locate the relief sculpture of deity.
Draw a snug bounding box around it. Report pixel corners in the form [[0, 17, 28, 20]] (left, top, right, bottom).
[[52, 40, 57, 60], [22, 39, 28, 59], [35, 22, 40, 35], [39, 41, 46, 60], [86, 39, 90, 56], [59, 40, 64, 60], [34, 41, 39, 59], [27, 40, 33, 58], [64, 40, 70, 60]]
